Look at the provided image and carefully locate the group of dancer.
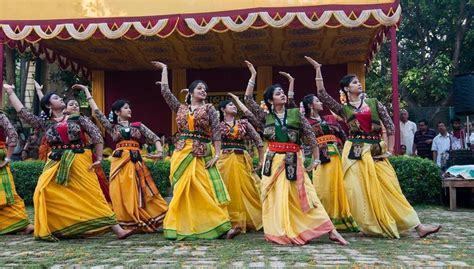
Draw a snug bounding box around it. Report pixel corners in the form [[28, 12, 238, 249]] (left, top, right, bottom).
[[0, 56, 441, 245]]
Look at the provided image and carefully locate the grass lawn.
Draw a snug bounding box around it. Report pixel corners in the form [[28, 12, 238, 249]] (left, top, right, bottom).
[[0, 205, 472, 267]]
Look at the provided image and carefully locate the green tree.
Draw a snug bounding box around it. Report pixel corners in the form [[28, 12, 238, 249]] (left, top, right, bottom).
[[366, 0, 473, 109]]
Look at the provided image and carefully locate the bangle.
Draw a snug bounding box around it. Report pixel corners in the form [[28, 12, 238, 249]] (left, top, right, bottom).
[[288, 93, 294, 98], [214, 154, 220, 159], [87, 96, 93, 101], [313, 159, 321, 165], [4, 158, 11, 163], [248, 80, 255, 87], [315, 78, 323, 81]]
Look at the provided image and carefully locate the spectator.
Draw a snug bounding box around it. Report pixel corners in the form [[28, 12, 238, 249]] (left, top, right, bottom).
[[21, 149, 32, 161], [23, 128, 41, 160], [400, 144, 407, 155], [432, 122, 452, 169], [399, 109, 417, 155], [413, 119, 437, 160], [467, 122, 474, 150], [450, 117, 466, 150]]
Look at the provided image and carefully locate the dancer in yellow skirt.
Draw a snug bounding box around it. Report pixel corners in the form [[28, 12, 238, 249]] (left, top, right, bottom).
[[75, 84, 168, 233], [216, 95, 265, 233], [0, 111, 34, 235], [152, 61, 240, 240], [243, 61, 348, 245], [305, 56, 441, 239], [3, 84, 134, 241], [299, 94, 359, 232]]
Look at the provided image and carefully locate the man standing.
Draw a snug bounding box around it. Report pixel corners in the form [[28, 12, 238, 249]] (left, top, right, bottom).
[[432, 122, 452, 169], [413, 119, 437, 160], [400, 109, 417, 155], [450, 117, 466, 150]]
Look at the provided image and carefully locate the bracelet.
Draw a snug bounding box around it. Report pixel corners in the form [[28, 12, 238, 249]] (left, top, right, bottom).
[[313, 159, 321, 165], [214, 154, 220, 159], [315, 78, 323, 81], [4, 158, 11, 163], [288, 93, 294, 98], [86, 97, 93, 101], [248, 80, 255, 87]]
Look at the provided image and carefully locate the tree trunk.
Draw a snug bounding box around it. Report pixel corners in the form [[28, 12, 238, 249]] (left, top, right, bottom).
[[4, 46, 15, 85]]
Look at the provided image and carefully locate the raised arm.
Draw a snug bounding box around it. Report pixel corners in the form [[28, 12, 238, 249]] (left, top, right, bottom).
[[151, 61, 181, 113], [73, 84, 114, 132], [305, 56, 343, 116], [243, 61, 266, 125], [4, 84, 45, 129], [34, 80, 44, 100], [228, 93, 263, 131], [279, 71, 297, 108]]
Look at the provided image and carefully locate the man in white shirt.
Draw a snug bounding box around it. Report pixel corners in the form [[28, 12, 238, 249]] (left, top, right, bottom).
[[432, 122, 452, 169], [400, 109, 417, 155]]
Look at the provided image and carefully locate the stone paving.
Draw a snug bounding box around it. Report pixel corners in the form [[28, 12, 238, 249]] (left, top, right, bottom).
[[0, 207, 472, 267]]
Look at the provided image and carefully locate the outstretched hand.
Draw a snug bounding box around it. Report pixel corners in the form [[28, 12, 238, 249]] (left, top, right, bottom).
[[245, 60, 256, 75], [151, 61, 167, 70], [304, 56, 322, 68], [33, 80, 43, 91], [278, 71, 294, 82]]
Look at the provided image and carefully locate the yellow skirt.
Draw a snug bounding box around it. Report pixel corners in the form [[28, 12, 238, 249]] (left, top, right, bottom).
[[0, 166, 30, 235], [313, 146, 359, 232], [342, 141, 421, 239], [164, 140, 231, 240], [217, 151, 262, 232], [262, 151, 334, 245], [109, 146, 168, 233], [34, 149, 117, 241]]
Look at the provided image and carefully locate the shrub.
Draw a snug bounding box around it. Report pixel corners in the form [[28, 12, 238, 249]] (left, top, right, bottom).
[[388, 155, 442, 204], [11, 159, 171, 205]]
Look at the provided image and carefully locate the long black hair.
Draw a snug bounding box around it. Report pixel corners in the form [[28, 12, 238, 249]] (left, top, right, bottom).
[[339, 74, 357, 103], [302, 94, 316, 118], [40, 92, 57, 119], [110, 99, 130, 124], [186, 80, 208, 105], [263, 84, 283, 112], [218, 100, 233, 121]]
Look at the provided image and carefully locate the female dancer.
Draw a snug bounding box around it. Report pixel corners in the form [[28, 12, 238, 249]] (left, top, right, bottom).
[[300, 94, 358, 232], [33, 81, 50, 162], [216, 95, 264, 233], [152, 61, 240, 240], [3, 84, 133, 241], [305, 56, 441, 239], [242, 61, 348, 245], [74, 84, 168, 233], [0, 110, 34, 235]]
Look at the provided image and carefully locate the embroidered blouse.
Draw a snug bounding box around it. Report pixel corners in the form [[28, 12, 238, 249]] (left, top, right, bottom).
[[93, 109, 159, 144], [18, 108, 103, 146], [318, 89, 395, 136], [0, 113, 18, 147], [161, 83, 221, 157], [244, 95, 317, 151], [219, 119, 263, 149]]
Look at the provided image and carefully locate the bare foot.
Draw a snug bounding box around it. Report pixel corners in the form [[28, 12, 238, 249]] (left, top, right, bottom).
[[20, 224, 34, 235], [226, 227, 241, 239], [416, 224, 441, 238], [117, 228, 138, 240], [328, 230, 349, 246]]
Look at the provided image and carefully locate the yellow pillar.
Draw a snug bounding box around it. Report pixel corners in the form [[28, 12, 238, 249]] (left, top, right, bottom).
[[91, 70, 105, 133], [257, 66, 272, 102], [347, 62, 366, 91], [171, 68, 187, 134]]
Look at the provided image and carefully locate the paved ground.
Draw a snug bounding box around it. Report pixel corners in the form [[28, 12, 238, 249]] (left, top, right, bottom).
[[0, 206, 472, 267]]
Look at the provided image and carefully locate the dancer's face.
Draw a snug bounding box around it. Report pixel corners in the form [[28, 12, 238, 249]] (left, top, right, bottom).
[[346, 77, 363, 95], [223, 102, 237, 115], [271, 87, 287, 106], [116, 103, 132, 120], [48, 94, 66, 110], [311, 96, 323, 112], [65, 100, 80, 114], [191, 83, 207, 102]]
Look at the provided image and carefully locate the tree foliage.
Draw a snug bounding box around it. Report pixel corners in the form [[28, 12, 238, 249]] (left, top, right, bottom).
[[366, 0, 473, 108]]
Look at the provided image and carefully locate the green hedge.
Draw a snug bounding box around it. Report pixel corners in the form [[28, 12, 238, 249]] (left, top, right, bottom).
[[388, 155, 442, 205], [10, 155, 441, 206], [11, 160, 171, 205]]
